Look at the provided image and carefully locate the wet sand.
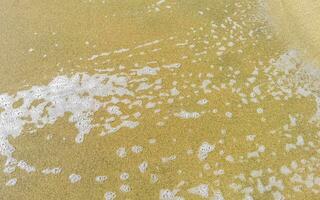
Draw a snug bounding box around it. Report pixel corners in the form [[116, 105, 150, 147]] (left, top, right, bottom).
[[0, 0, 320, 199]]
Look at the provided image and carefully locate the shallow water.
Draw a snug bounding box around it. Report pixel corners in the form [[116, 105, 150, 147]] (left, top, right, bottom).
[[1, 0, 320, 199]]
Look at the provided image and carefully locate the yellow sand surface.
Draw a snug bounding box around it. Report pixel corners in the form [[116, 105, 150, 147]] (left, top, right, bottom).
[[0, 1, 320, 199]]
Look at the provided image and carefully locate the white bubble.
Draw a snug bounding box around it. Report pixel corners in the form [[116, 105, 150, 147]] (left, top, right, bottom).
[[116, 147, 127, 158], [120, 172, 129, 181], [119, 184, 131, 193], [138, 161, 148, 173], [95, 176, 108, 183], [42, 167, 62, 175], [225, 112, 233, 118], [131, 145, 143, 154], [104, 191, 116, 200], [6, 178, 17, 186], [188, 184, 209, 198], [256, 108, 264, 114], [69, 173, 81, 183], [198, 142, 215, 161]]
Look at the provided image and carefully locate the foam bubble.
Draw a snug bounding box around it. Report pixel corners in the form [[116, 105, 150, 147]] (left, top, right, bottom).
[[5, 178, 17, 187], [131, 145, 143, 154], [120, 172, 129, 181], [104, 191, 116, 200], [175, 111, 201, 119], [69, 173, 81, 183], [116, 147, 127, 158], [95, 176, 108, 183], [138, 161, 148, 173], [42, 167, 62, 175], [187, 184, 209, 198], [198, 142, 215, 161], [119, 184, 131, 193]]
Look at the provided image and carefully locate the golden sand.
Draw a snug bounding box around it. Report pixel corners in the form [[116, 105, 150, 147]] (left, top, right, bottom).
[[0, 1, 320, 199]]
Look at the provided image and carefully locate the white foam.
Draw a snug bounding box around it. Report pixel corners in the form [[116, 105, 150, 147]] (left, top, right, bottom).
[[42, 167, 62, 175], [256, 107, 264, 114], [120, 172, 129, 181], [170, 87, 180, 96], [0, 72, 142, 173], [138, 161, 148, 173], [119, 184, 131, 193], [250, 169, 263, 177], [273, 49, 300, 73], [280, 166, 291, 175], [225, 155, 234, 162], [17, 160, 36, 173], [150, 174, 159, 184], [107, 105, 122, 116], [134, 40, 161, 49], [133, 66, 160, 76], [212, 190, 225, 200], [114, 48, 129, 54], [159, 189, 183, 200], [95, 176, 108, 183], [225, 112, 233, 118], [131, 145, 143, 154], [271, 49, 320, 122], [88, 52, 111, 60], [272, 191, 285, 200], [104, 191, 116, 200], [161, 155, 176, 163], [162, 63, 181, 69], [175, 111, 201, 119], [296, 135, 304, 146], [5, 178, 17, 186], [187, 184, 209, 198], [156, 0, 166, 6], [69, 173, 81, 183], [246, 134, 256, 142], [198, 142, 215, 161], [197, 98, 208, 105], [116, 147, 127, 158]]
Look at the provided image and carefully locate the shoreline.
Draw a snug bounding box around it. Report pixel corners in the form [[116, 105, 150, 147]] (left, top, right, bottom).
[[265, 0, 320, 66]]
